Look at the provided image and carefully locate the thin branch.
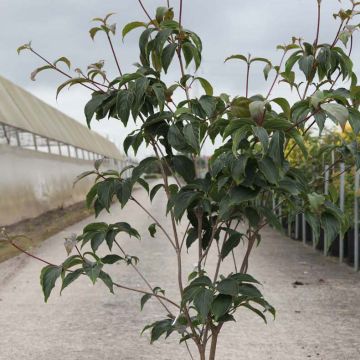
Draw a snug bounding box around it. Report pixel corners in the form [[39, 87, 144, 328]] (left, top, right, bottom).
[[113, 239, 174, 315], [9, 239, 180, 309], [131, 196, 177, 250], [105, 32, 123, 76], [137, 0, 153, 23], [29, 49, 100, 93], [112, 282, 180, 309], [10, 241, 53, 266], [180, 221, 191, 251], [302, 0, 321, 100], [179, 0, 184, 29], [265, 51, 287, 99], [185, 340, 195, 360], [245, 63, 250, 98]]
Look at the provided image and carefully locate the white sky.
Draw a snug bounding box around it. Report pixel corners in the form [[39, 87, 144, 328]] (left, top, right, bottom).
[[1, 0, 358, 158]]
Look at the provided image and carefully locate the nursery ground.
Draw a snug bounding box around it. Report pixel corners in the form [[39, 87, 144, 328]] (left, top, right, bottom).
[[0, 185, 359, 360]]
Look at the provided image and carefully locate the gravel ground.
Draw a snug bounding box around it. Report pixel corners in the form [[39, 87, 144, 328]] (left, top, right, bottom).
[[0, 186, 359, 360]]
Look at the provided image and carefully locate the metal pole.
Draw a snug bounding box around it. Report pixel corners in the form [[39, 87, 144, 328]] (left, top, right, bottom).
[[354, 169, 359, 271], [302, 211, 306, 244], [33, 134, 38, 151], [15, 129, 21, 147], [58, 141, 62, 156], [2, 124, 10, 144], [324, 164, 330, 256], [339, 163, 345, 263], [67, 144, 71, 157], [295, 213, 299, 239], [46, 138, 51, 153]]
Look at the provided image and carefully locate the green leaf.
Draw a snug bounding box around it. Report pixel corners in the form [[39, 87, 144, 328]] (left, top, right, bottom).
[[84, 93, 108, 127], [17, 42, 32, 54], [258, 156, 279, 185], [141, 293, 152, 310], [132, 157, 158, 182], [263, 63, 272, 80], [98, 271, 114, 293], [252, 126, 268, 152], [229, 186, 260, 205], [299, 55, 315, 80], [321, 212, 340, 249], [288, 129, 308, 158], [161, 43, 178, 73], [150, 319, 173, 343], [60, 269, 83, 294], [150, 184, 164, 201], [183, 123, 200, 153], [217, 278, 239, 296], [305, 211, 320, 244], [168, 124, 191, 152], [241, 303, 267, 323], [231, 154, 249, 184], [320, 103, 349, 130], [225, 54, 248, 63], [152, 83, 166, 111], [172, 191, 201, 220], [285, 50, 302, 73], [193, 288, 214, 322], [231, 273, 260, 284], [40, 265, 62, 302], [101, 254, 123, 264], [271, 98, 290, 119], [308, 192, 325, 212], [117, 90, 135, 125], [268, 131, 285, 166], [349, 108, 360, 135], [211, 294, 232, 321], [30, 65, 53, 81], [83, 261, 103, 284], [199, 96, 217, 118], [148, 223, 157, 238], [54, 56, 71, 69], [221, 233, 242, 259], [56, 78, 92, 99], [195, 77, 214, 96], [97, 180, 114, 211], [172, 155, 196, 183], [249, 101, 266, 122], [122, 21, 147, 40]]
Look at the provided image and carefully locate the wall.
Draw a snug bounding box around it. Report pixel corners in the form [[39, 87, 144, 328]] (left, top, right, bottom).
[[0, 144, 103, 226]]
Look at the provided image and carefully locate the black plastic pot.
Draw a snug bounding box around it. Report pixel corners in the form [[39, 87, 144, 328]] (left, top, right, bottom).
[[347, 227, 355, 265], [329, 235, 340, 257], [316, 228, 325, 251], [297, 215, 303, 241], [305, 222, 313, 245]]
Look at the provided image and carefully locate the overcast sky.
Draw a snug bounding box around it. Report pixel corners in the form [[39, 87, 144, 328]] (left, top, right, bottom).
[[1, 0, 358, 158]]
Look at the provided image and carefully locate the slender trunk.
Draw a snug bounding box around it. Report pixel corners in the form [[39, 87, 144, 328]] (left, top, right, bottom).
[[199, 346, 206, 360], [209, 330, 219, 360]]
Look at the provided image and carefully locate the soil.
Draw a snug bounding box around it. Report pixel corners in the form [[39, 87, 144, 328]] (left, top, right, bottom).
[[0, 202, 93, 263]]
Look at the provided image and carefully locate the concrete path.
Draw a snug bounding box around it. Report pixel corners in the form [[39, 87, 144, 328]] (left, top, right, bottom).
[[0, 186, 359, 360]]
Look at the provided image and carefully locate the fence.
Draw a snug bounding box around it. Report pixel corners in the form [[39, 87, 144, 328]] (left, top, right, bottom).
[[274, 155, 359, 272]]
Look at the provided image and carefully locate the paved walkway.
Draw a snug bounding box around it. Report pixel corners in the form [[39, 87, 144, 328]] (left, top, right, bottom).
[[0, 186, 359, 360]]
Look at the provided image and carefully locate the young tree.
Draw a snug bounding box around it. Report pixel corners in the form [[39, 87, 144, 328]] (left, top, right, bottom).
[[8, 0, 360, 358]]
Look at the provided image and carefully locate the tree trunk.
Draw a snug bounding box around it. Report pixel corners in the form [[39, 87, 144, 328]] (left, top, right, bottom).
[[199, 346, 206, 360], [208, 330, 219, 360]]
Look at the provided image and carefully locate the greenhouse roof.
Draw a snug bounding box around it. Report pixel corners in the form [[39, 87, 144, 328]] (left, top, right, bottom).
[[0, 75, 123, 160]]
